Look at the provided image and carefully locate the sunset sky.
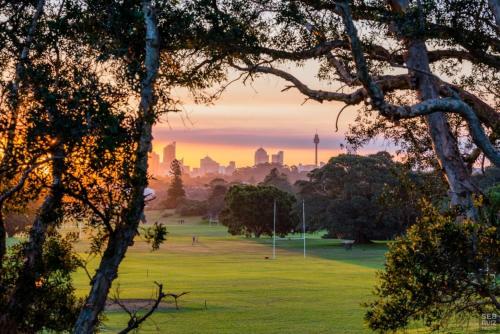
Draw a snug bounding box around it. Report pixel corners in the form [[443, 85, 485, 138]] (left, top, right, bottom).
[[152, 62, 395, 168]]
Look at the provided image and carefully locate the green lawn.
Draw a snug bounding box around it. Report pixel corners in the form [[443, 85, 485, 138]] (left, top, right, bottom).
[[69, 211, 493, 333]]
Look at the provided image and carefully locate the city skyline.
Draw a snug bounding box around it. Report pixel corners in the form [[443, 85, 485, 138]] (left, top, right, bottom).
[[149, 139, 329, 177], [151, 66, 397, 169], [153, 141, 320, 171]]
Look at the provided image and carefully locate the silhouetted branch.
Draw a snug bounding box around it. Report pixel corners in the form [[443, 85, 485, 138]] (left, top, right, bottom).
[[113, 281, 191, 334], [165, 291, 190, 310], [0, 157, 52, 205], [115, 282, 167, 334]]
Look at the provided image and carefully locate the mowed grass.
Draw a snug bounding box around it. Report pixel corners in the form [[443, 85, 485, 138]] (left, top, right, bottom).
[[70, 211, 492, 333]]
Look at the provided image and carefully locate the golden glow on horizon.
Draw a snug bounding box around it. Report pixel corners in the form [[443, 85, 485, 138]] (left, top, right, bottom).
[[152, 141, 345, 168], [152, 63, 392, 168]]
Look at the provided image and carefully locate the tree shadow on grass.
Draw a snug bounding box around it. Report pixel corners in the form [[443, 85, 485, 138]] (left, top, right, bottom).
[[253, 237, 388, 270]]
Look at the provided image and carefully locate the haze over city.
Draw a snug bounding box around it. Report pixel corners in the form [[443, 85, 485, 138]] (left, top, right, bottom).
[[151, 68, 396, 168]]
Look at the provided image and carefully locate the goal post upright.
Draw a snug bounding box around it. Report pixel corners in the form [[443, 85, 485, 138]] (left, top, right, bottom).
[[273, 199, 276, 260], [271, 198, 306, 259], [303, 198, 306, 258]]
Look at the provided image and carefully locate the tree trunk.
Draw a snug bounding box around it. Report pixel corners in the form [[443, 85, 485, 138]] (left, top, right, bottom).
[[72, 2, 160, 333], [404, 39, 478, 217], [0, 144, 65, 330], [0, 0, 46, 268], [354, 231, 373, 244], [0, 211, 6, 265]]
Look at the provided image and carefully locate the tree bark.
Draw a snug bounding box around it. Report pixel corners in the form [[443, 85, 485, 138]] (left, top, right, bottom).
[[339, 0, 481, 215], [0, 210, 6, 271], [72, 1, 160, 333], [401, 29, 478, 216]]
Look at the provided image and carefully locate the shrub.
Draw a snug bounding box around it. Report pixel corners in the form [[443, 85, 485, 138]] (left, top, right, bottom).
[[365, 201, 500, 332], [175, 199, 208, 216]]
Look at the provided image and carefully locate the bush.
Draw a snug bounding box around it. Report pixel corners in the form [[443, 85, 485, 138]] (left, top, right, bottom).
[[365, 201, 500, 332], [175, 199, 208, 216], [220, 184, 298, 238], [0, 232, 84, 333]]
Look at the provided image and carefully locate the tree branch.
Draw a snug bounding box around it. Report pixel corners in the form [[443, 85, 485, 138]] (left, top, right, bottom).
[[115, 282, 167, 334], [388, 97, 500, 167], [0, 157, 51, 206], [230, 60, 410, 105], [336, 0, 500, 167]]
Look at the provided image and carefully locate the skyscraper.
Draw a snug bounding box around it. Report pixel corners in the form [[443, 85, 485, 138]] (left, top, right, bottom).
[[271, 151, 284, 165], [200, 156, 220, 175], [313, 133, 320, 166], [162, 141, 176, 171], [226, 161, 236, 175], [254, 147, 269, 166]]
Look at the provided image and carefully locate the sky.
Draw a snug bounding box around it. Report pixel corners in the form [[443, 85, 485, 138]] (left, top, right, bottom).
[[152, 61, 394, 169]]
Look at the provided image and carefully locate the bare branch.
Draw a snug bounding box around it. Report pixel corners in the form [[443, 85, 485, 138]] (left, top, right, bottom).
[[335, 104, 350, 132], [165, 291, 190, 310], [63, 175, 114, 234], [230, 60, 410, 105], [116, 282, 167, 334]]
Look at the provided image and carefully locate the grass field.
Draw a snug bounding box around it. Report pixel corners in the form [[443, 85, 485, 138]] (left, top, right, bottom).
[[68, 211, 494, 333]]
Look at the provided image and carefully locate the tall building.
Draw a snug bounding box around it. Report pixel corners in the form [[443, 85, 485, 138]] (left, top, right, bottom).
[[148, 152, 160, 175], [226, 161, 236, 175], [163, 141, 176, 165], [200, 156, 220, 175], [254, 147, 269, 166], [313, 133, 320, 166], [271, 151, 284, 165], [161, 141, 176, 174]]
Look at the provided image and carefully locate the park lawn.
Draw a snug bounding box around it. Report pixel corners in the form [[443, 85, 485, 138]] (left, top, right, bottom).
[[70, 211, 493, 333]]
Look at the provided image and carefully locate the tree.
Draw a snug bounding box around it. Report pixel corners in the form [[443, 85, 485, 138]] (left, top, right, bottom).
[[296, 152, 437, 243], [198, 0, 499, 217], [473, 166, 500, 190], [0, 0, 47, 263], [176, 199, 207, 216], [165, 159, 186, 208], [72, 1, 161, 332], [0, 0, 129, 330], [71, 0, 229, 331], [207, 178, 228, 218], [260, 168, 294, 193], [1, 233, 83, 333], [220, 184, 299, 237], [365, 201, 500, 332]]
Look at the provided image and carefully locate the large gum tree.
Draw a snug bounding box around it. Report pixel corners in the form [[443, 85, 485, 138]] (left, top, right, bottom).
[[190, 0, 500, 217]]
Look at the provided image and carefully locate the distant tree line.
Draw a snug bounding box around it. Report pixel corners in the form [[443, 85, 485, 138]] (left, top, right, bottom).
[[218, 152, 449, 243]]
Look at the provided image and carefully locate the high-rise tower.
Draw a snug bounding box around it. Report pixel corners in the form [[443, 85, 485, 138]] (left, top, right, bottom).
[[162, 141, 176, 174], [254, 147, 269, 166], [313, 133, 320, 166]]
